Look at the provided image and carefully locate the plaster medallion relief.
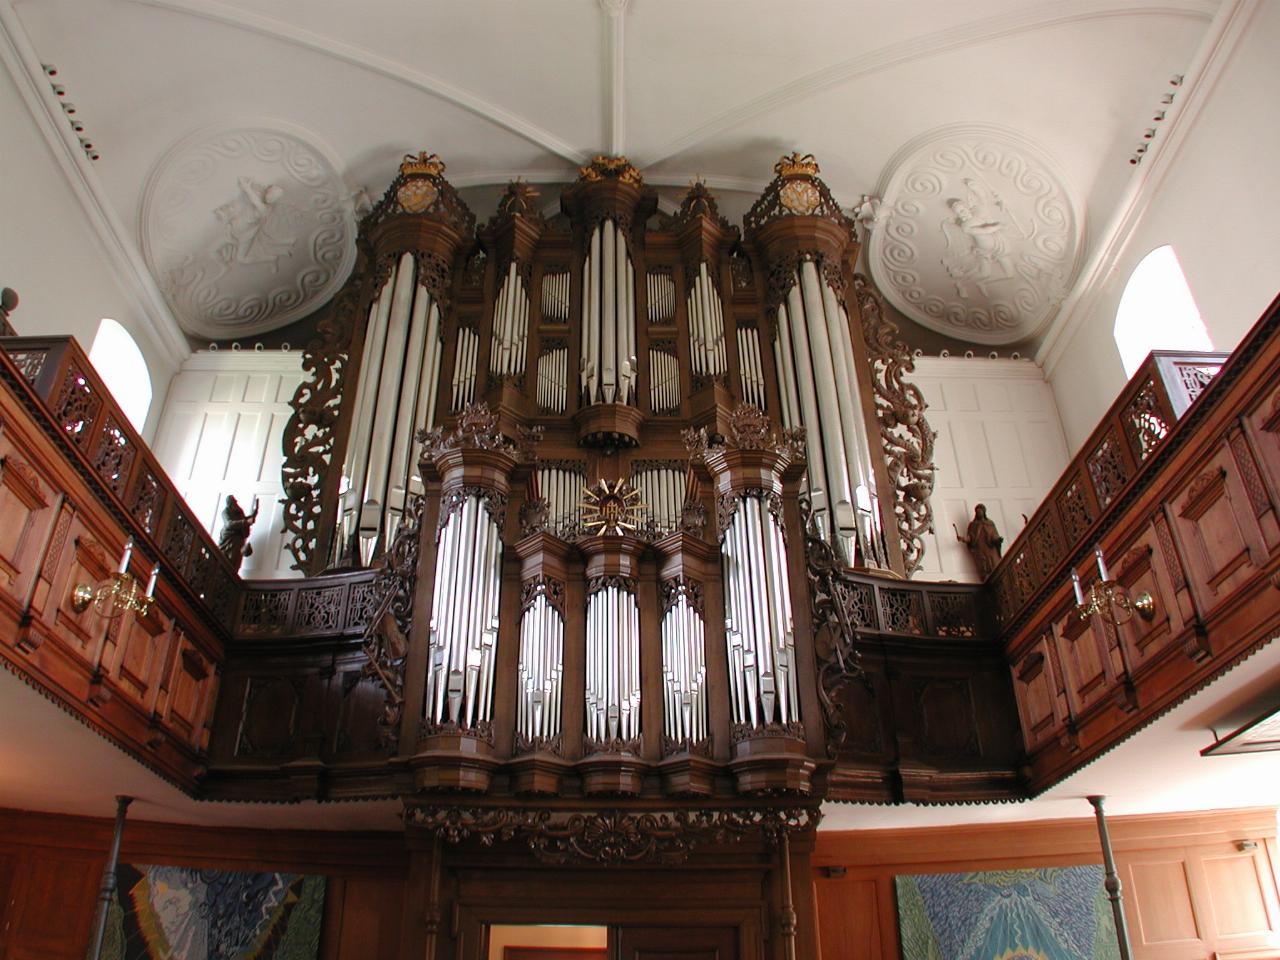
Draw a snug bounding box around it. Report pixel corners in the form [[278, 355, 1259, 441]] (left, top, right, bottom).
[[867, 126, 1082, 345], [142, 124, 357, 339]]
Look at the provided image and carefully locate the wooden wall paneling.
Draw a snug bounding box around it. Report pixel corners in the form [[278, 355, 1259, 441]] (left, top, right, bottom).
[[812, 809, 1280, 960], [1169, 449, 1268, 615], [4, 847, 100, 960]]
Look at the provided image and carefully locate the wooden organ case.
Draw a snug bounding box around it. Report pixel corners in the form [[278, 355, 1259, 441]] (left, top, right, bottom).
[[265, 152, 1006, 959]]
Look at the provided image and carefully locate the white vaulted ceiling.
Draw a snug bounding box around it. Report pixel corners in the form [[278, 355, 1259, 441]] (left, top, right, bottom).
[[8, 0, 1216, 343]]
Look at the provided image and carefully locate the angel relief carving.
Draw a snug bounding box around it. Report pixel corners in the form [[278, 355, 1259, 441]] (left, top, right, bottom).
[[214, 177, 303, 272]]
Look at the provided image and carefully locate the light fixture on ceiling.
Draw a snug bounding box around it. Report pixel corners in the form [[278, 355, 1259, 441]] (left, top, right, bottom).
[[71, 538, 158, 620]]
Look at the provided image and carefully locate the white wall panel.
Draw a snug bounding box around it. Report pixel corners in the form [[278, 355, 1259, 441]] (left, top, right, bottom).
[[151, 350, 305, 580], [912, 357, 1069, 583]]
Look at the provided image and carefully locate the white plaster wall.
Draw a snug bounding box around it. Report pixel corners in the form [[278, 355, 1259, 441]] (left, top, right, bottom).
[[0, 58, 181, 440], [911, 357, 1069, 583], [151, 350, 304, 580], [1046, 1, 1280, 451]]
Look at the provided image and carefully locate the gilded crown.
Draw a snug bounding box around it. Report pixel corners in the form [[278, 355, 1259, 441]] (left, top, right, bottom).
[[400, 152, 446, 178], [773, 152, 820, 178], [577, 154, 644, 185]]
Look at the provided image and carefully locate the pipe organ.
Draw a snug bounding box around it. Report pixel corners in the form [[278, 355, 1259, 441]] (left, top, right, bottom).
[[279, 150, 932, 804], [516, 578, 564, 744], [721, 492, 798, 729], [745, 153, 889, 569]]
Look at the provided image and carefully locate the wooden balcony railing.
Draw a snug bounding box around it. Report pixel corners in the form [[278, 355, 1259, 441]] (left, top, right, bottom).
[[990, 349, 1229, 631], [1, 336, 240, 633]]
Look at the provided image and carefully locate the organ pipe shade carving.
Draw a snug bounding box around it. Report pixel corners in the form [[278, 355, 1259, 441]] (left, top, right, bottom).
[[661, 581, 708, 746], [722, 494, 799, 728], [580, 219, 637, 405], [773, 259, 884, 567], [426, 494, 504, 728], [490, 261, 530, 378], [517, 583, 564, 742], [337, 250, 443, 563], [585, 579, 642, 743], [687, 262, 728, 378]]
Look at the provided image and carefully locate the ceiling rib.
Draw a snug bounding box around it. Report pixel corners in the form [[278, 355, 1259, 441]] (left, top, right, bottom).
[[636, 0, 1216, 168], [130, 0, 592, 166]]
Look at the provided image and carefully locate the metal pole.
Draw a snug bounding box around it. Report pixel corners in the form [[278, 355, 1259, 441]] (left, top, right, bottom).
[[778, 830, 797, 960], [86, 795, 132, 960], [1088, 795, 1134, 960]]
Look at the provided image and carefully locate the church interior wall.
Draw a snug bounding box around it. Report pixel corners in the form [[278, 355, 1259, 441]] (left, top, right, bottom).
[[909, 355, 1069, 582], [0, 58, 180, 442], [150, 347, 306, 579], [1044, 0, 1280, 452], [1, 805, 1274, 959]]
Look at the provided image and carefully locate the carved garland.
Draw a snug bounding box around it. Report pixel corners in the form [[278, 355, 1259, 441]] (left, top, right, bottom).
[[803, 501, 870, 756], [403, 805, 821, 865], [717, 488, 786, 543], [660, 575, 704, 617], [436, 484, 509, 534], [853, 273, 937, 576], [521, 575, 566, 614], [360, 494, 424, 749]]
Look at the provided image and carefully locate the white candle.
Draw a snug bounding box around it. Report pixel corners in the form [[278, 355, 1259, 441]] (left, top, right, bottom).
[[118, 538, 133, 575], [1095, 547, 1110, 582], [145, 565, 159, 598], [1072, 569, 1085, 605]]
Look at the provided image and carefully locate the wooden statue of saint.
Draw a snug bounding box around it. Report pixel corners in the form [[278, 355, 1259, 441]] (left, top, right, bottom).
[[218, 495, 259, 571], [954, 503, 1003, 578]]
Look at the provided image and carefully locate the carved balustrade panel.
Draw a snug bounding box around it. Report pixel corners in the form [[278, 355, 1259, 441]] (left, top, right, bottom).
[[1001, 298, 1280, 791]]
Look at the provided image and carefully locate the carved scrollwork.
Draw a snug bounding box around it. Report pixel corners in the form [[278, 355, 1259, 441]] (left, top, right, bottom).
[[803, 500, 870, 755], [661, 575, 704, 616], [359, 494, 424, 749], [730, 721, 806, 743], [437, 485, 508, 533], [519, 496, 550, 536], [418, 401, 522, 462], [521, 575, 566, 614], [717, 488, 785, 543], [853, 274, 937, 576], [679, 501, 708, 539], [403, 805, 822, 864], [586, 575, 636, 598]]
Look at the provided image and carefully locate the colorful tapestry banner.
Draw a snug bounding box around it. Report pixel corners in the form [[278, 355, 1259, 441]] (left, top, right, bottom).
[[103, 863, 325, 959], [895, 865, 1120, 960]]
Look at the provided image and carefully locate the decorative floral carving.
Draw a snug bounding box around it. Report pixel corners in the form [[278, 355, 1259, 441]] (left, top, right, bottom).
[[576, 155, 644, 185], [586, 574, 636, 597], [521, 575, 565, 614], [675, 180, 731, 233], [853, 275, 936, 575], [404, 805, 821, 864], [660, 576, 704, 616], [360, 495, 424, 750], [419, 401, 519, 462], [744, 153, 851, 238], [519, 496, 550, 536], [730, 721, 806, 743], [437, 484, 508, 534], [804, 501, 870, 755], [362, 151, 476, 239]]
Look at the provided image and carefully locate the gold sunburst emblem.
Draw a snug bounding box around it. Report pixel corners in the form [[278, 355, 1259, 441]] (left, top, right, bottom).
[[579, 479, 644, 536]]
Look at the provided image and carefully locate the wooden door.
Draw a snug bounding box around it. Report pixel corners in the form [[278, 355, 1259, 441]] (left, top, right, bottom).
[[614, 926, 738, 960]]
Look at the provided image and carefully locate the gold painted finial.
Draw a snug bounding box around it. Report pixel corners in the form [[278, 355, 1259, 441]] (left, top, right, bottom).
[[773, 152, 820, 178], [577, 155, 644, 185], [400, 152, 446, 178]]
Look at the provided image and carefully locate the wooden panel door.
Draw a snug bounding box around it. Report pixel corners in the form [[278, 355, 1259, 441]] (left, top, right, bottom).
[[614, 926, 737, 960]]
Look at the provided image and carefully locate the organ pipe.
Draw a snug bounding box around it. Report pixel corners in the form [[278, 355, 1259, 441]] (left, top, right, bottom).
[[517, 586, 564, 741], [773, 259, 884, 566], [537, 345, 568, 413], [336, 252, 444, 563], [452, 325, 479, 411], [535, 466, 585, 536], [648, 347, 680, 414], [585, 581, 641, 743], [632, 465, 684, 532], [580, 218, 637, 405], [425, 494, 504, 728], [647, 270, 676, 323], [721, 494, 799, 728], [737, 325, 766, 409], [687, 262, 727, 377], [661, 586, 708, 745], [489, 262, 530, 378]]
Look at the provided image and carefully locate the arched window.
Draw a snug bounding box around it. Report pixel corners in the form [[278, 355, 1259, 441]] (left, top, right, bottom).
[[1113, 245, 1213, 377], [88, 319, 152, 431]]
